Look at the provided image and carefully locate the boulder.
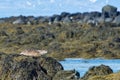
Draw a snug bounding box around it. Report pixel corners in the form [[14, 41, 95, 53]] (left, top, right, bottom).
[[96, 17, 105, 23], [27, 21, 33, 25], [0, 53, 63, 80], [83, 15, 91, 22], [61, 12, 70, 18], [62, 16, 72, 23], [68, 13, 82, 22], [53, 70, 80, 80], [87, 19, 98, 26], [90, 12, 101, 18], [102, 5, 117, 18], [15, 27, 24, 35], [112, 15, 120, 25], [48, 17, 54, 24], [81, 64, 113, 80], [12, 18, 25, 24], [53, 15, 61, 23], [104, 18, 113, 23], [117, 11, 120, 16], [38, 16, 49, 23]]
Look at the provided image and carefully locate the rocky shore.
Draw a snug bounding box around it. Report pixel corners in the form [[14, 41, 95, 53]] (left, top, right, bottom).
[[0, 4, 120, 80], [1, 53, 120, 80], [0, 5, 120, 60], [0, 53, 80, 80]]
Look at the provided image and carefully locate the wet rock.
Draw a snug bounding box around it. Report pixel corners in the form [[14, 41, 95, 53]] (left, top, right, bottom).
[[0, 53, 63, 80], [53, 70, 80, 80], [81, 64, 113, 80]]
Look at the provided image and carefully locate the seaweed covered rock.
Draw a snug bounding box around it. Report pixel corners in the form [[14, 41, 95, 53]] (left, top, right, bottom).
[[89, 72, 120, 80], [0, 53, 63, 80], [81, 64, 113, 80], [53, 70, 80, 80]]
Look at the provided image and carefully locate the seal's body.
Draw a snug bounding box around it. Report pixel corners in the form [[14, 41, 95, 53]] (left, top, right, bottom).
[[20, 49, 47, 56]]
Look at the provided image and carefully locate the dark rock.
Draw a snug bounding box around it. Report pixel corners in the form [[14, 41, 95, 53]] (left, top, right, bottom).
[[113, 37, 120, 42], [53, 70, 80, 80], [0, 31, 8, 36], [90, 12, 101, 18], [61, 12, 70, 17], [117, 11, 120, 16], [53, 15, 61, 23], [48, 17, 54, 24], [0, 53, 63, 80], [43, 33, 55, 40], [27, 16, 35, 21], [38, 16, 49, 23], [108, 43, 115, 48], [102, 5, 117, 18], [82, 12, 89, 16], [68, 13, 82, 22], [81, 64, 113, 80], [16, 27, 24, 35]]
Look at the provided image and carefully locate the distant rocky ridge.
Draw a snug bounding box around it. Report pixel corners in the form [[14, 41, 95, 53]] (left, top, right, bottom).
[[0, 5, 120, 26]]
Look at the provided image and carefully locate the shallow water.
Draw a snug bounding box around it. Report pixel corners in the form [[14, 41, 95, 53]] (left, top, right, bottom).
[[59, 58, 120, 77]]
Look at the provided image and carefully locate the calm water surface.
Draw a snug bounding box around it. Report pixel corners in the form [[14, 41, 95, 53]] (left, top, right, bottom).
[[59, 58, 120, 77]]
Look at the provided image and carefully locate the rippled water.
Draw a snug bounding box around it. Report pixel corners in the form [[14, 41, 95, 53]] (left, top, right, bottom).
[[59, 58, 120, 77]]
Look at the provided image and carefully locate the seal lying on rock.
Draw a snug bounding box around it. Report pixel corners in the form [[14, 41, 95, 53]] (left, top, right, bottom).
[[20, 49, 48, 56]]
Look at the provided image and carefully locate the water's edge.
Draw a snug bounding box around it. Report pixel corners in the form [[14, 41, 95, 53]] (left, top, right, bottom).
[[59, 58, 120, 77]]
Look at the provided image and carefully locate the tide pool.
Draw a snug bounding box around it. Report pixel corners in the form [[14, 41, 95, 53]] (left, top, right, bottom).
[[59, 58, 120, 77]]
